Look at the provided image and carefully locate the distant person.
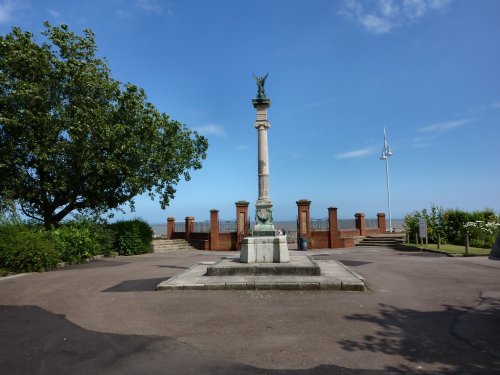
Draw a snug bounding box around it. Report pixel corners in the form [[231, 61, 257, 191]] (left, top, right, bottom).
[[282, 228, 286, 236]]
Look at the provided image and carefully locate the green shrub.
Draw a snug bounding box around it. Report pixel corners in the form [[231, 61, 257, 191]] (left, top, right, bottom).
[[403, 211, 420, 242], [0, 226, 61, 272], [51, 218, 115, 263], [404, 206, 499, 248], [108, 219, 153, 255]]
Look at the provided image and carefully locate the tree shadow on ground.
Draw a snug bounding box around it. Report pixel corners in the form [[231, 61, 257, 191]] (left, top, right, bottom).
[[338, 293, 500, 373], [0, 305, 408, 375], [155, 264, 189, 269], [101, 277, 169, 292], [337, 260, 373, 267]]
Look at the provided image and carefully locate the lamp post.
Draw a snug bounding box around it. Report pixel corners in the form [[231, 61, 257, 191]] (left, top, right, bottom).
[[380, 127, 393, 232]]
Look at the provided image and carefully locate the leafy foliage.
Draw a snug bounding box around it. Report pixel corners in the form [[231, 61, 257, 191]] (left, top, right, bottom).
[[0, 23, 208, 228], [404, 206, 499, 248], [108, 219, 153, 255], [0, 225, 60, 272], [51, 218, 114, 263], [0, 210, 154, 272]]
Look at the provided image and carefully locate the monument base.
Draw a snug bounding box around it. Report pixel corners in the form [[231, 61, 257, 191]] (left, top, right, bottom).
[[253, 223, 276, 236], [207, 255, 320, 276], [240, 236, 289, 263]]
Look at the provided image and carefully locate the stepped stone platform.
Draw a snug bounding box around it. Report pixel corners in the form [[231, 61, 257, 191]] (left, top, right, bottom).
[[156, 255, 365, 291], [206, 255, 320, 276]]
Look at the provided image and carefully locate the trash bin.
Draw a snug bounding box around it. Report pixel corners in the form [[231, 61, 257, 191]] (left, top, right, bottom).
[[299, 237, 308, 251]]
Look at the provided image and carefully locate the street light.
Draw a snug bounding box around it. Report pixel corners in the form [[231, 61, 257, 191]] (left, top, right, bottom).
[[380, 127, 393, 232]]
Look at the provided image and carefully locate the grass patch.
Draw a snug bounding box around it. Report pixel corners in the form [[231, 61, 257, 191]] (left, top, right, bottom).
[[404, 243, 490, 256]]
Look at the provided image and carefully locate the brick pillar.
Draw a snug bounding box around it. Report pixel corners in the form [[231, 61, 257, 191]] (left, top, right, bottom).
[[235, 201, 250, 250], [355, 213, 366, 236], [185, 216, 194, 240], [167, 217, 175, 239], [328, 207, 340, 248], [209, 209, 219, 250], [377, 213, 386, 233], [296, 200, 311, 246]]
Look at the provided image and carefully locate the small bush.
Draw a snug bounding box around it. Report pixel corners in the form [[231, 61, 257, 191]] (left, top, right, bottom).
[[108, 219, 153, 255], [51, 218, 115, 263], [404, 206, 499, 248], [0, 226, 61, 272]]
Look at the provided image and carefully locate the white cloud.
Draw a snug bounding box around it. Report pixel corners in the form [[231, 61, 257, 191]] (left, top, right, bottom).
[[47, 9, 61, 20], [455, 100, 500, 116], [340, 0, 452, 34], [116, 0, 168, 19], [491, 101, 500, 109], [194, 124, 227, 138], [380, 0, 399, 17], [411, 134, 435, 148], [361, 14, 394, 34], [418, 118, 475, 133], [335, 147, 376, 159], [412, 135, 435, 143], [135, 0, 163, 14], [0, 0, 18, 24]]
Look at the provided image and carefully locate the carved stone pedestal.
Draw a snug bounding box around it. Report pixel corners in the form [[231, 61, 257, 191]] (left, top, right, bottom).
[[240, 235, 289, 263]]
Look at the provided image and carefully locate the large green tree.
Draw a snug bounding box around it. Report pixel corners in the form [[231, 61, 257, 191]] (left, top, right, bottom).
[[0, 23, 208, 227]]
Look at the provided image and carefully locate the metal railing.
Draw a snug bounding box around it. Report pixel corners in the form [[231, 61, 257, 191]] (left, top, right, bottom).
[[194, 221, 211, 233], [174, 222, 185, 232], [219, 220, 237, 232], [311, 218, 329, 231], [366, 219, 378, 228], [338, 219, 356, 230]]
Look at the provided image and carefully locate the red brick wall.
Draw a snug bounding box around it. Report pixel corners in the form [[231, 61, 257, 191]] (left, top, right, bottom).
[[171, 232, 185, 240], [340, 238, 355, 247], [311, 231, 329, 249], [216, 232, 237, 251], [365, 228, 381, 235], [339, 229, 360, 238]]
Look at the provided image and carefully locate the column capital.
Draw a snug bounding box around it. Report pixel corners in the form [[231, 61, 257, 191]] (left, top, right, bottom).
[[254, 120, 270, 129], [252, 98, 271, 108], [296, 199, 312, 207]]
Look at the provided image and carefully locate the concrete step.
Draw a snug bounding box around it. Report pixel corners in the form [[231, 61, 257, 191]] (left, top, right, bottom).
[[364, 237, 405, 241], [357, 241, 398, 245], [152, 239, 197, 252], [356, 236, 404, 248], [356, 242, 396, 247]]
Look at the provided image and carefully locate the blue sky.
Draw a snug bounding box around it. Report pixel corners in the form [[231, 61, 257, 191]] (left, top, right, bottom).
[[2, 0, 499, 223]]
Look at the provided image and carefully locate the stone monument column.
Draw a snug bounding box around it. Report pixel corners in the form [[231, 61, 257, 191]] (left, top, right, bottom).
[[240, 74, 289, 263], [253, 98, 275, 236]]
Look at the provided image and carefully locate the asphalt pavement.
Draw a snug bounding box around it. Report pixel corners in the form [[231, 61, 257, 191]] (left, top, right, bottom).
[[1, 246, 499, 374]]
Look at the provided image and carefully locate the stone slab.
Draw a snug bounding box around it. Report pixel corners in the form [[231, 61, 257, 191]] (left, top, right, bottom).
[[240, 235, 290, 263], [156, 257, 365, 291], [206, 255, 320, 276]]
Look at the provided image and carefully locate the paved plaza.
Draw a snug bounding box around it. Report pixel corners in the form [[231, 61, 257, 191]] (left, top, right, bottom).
[[1, 246, 499, 374]]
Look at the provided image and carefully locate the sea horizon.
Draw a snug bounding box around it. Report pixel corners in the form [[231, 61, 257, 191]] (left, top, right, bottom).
[[150, 219, 403, 236]]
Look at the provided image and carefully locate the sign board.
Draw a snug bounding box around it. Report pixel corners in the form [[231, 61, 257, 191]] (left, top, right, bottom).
[[418, 218, 427, 238]]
